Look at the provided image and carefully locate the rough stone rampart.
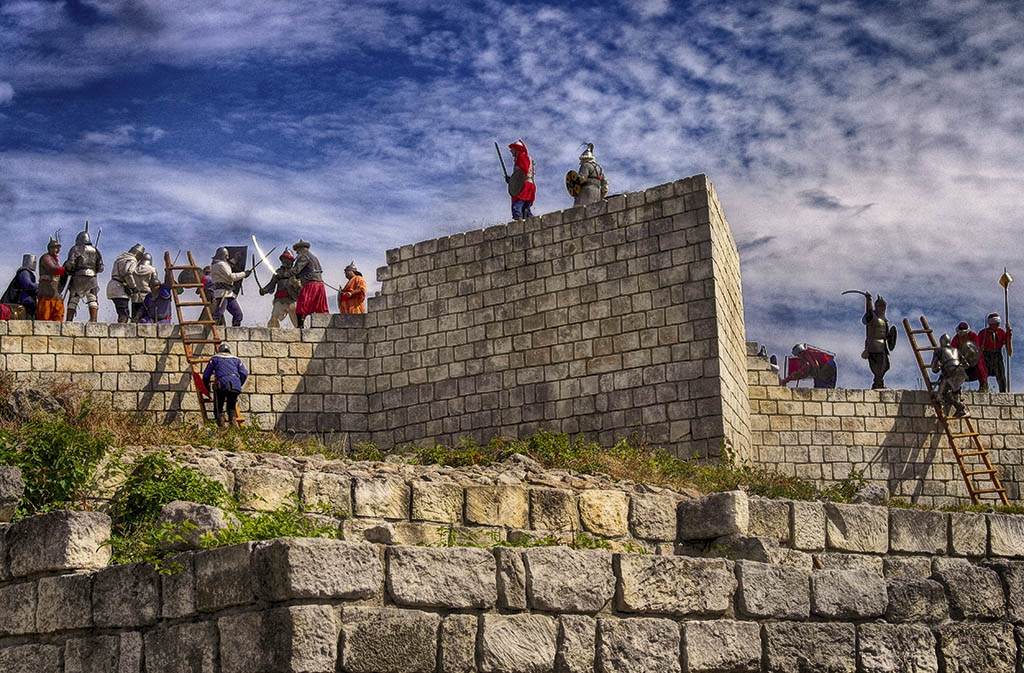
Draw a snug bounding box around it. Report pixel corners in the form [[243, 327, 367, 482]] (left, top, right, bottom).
[[3, 465, 1024, 672], [748, 345, 1024, 506], [0, 175, 749, 461]]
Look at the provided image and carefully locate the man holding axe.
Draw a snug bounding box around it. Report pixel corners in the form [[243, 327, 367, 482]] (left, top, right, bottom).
[[844, 289, 896, 389]]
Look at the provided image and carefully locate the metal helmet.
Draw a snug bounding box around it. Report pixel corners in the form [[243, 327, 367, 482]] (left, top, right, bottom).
[[792, 343, 807, 356], [75, 230, 91, 246], [218, 344, 231, 353], [579, 142, 595, 163], [939, 333, 952, 347], [47, 232, 61, 253], [20, 254, 37, 271], [988, 313, 1001, 325], [129, 243, 145, 259], [214, 247, 230, 261], [141, 252, 153, 264]]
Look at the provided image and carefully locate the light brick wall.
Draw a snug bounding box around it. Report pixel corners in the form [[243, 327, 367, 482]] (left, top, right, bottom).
[[748, 346, 1024, 506], [0, 175, 747, 459]]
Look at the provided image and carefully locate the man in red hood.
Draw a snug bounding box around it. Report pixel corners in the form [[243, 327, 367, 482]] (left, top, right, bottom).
[[507, 139, 536, 221]]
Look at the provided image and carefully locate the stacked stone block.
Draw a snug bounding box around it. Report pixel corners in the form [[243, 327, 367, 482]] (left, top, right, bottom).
[[5, 488, 1024, 672]]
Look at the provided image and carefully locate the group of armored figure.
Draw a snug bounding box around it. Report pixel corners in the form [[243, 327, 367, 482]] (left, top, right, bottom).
[[1, 227, 368, 327], [501, 139, 610, 221], [782, 291, 1013, 416]]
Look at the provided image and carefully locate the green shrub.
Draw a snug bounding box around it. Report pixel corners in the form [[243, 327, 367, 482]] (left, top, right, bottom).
[[0, 407, 112, 516], [107, 452, 229, 533]]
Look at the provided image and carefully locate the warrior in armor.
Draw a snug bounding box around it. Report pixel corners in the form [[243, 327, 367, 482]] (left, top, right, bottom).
[[106, 243, 146, 323], [36, 235, 66, 321], [979, 313, 1012, 393], [201, 344, 248, 427], [64, 228, 104, 322], [507, 139, 535, 221], [931, 333, 969, 417], [950, 321, 988, 390], [573, 142, 609, 207], [131, 252, 159, 323], [338, 260, 367, 314], [288, 239, 327, 327], [2, 253, 39, 319], [210, 247, 250, 327], [861, 293, 893, 389], [781, 343, 837, 389], [259, 248, 301, 328]]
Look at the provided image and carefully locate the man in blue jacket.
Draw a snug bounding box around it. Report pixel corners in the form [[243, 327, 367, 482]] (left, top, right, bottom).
[[202, 344, 248, 427]]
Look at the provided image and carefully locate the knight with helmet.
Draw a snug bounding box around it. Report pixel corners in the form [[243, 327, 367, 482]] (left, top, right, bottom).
[[63, 225, 104, 322], [860, 292, 896, 389]]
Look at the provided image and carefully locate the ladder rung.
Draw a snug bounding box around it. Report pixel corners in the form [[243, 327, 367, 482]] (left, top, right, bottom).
[[183, 338, 221, 344], [971, 488, 1006, 495], [964, 469, 998, 476], [176, 301, 209, 307]]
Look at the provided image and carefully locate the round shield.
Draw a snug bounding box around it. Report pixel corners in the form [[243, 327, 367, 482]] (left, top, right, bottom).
[[565, 170, 583, 197], [886, 325, 898, 351], [508, 171, 525, 197]]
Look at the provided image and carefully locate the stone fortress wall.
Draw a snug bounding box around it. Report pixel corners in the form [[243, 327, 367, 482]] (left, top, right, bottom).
[[4, 450, 1024, 672], [747, 345, 1024, 506], [0, 175, 750, 462], [4, 173, 1024, 506]]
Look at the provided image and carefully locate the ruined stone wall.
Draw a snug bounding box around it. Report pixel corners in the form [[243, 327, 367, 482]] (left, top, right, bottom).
[[748, 345, 1024, 506], [3, 462, 1024, 673], [0, 175, 749, 460]]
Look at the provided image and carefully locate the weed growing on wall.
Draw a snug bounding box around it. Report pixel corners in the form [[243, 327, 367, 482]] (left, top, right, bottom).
[[0, 405, 112, 516], [105, 456, 340, 565]]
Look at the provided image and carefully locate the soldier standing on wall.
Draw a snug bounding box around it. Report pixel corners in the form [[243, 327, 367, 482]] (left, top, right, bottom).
[[210, 247, 250, 327], [131, 252, 159, 323], [338, 261, 367, 314], [566, 142, 609, 207], [858, 292, 896, 389], [64, 227, 104, 322], [36, 235, 66, 322], [931, 333, 969, 417], [288, 240, 328, 327], [506, 139, 536, 221], [259, 248, 301, 328], [1, 253, 38, 319], [106, 244, 145, 323]]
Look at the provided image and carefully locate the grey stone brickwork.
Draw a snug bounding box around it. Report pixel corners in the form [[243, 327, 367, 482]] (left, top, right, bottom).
[[2, 483, 1024, 672], [0, 175, 748, 461], [748, 344, 1024, 506]]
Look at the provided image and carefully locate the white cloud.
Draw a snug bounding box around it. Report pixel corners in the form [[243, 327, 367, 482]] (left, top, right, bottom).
[[0, 81, 12, 104]]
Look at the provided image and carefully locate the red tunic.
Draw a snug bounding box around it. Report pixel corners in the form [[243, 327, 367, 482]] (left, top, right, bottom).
[[979, 326, 1009, 352], [512, 151, 536, 202]]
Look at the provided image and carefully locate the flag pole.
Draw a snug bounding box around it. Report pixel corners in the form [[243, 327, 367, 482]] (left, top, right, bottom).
[[1000, 268, 1013, 391]]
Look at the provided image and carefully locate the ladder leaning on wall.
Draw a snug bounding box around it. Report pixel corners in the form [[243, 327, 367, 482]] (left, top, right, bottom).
[[902, 315, 1008, 505], [162, 251, 243, 426]]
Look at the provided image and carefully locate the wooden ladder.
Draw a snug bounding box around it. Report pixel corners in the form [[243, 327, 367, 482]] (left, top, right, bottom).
[[163, 251, 243, 426], [903, 316, 1008, 505]]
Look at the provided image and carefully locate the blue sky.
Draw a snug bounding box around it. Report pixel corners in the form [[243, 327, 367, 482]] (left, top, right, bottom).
[[2, 0, 1024, 390]]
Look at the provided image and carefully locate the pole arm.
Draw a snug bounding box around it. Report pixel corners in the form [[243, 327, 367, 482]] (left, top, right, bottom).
[[494, 141, 510, 181]]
